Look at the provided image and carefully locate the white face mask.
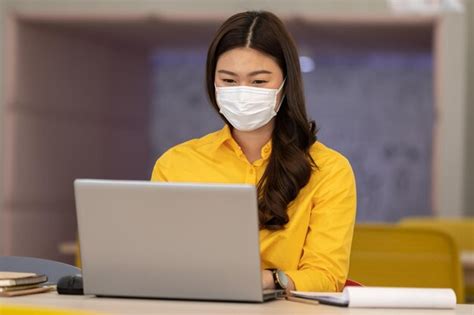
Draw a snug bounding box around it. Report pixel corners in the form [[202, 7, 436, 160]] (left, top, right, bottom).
[[215, 79, 286, 132]]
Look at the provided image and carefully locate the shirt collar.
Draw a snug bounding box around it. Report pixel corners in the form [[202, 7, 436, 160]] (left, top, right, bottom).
[[260, 140, 272, 160], [213, 124, 273, 162], [212, 124, 233, 150]]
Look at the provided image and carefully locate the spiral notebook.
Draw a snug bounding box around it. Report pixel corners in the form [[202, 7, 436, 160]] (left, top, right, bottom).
[[290, 287, 457, 309]]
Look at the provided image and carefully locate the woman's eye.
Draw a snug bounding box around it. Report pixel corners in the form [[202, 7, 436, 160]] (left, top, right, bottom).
[[253, 80, 267, 85], [222, 79, 236, 84]]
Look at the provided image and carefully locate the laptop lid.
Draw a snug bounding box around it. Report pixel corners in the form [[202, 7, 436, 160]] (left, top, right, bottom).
[[74, 179, 266, 302]]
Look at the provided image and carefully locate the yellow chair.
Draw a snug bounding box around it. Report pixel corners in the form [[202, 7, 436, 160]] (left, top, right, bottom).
[[399, 217, 474, 301], [348, 224, 465, 303], [75, 241, 81, 269], [399, 217, 474, 251]]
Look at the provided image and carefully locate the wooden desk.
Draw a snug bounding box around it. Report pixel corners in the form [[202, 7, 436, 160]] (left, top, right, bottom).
[[0, 292, 473, 315]]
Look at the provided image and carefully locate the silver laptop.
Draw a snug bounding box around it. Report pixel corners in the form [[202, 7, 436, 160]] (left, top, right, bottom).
[[74, 179, 284, 302]]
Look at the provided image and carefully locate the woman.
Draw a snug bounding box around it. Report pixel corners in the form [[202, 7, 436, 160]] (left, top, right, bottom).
[[151, 11, 356, 293]]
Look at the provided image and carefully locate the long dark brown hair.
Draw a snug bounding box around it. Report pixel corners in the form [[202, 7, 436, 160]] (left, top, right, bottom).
[[206, 11, 318, 230]]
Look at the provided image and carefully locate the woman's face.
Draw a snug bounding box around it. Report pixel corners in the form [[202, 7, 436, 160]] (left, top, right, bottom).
[[215, 47, 285, 105]]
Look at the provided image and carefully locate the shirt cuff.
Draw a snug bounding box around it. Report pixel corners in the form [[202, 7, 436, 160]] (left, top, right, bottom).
[[285, 269, 340, 292]]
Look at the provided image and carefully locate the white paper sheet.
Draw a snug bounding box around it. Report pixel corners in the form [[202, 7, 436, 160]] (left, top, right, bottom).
[[291, 287, 456, 309]]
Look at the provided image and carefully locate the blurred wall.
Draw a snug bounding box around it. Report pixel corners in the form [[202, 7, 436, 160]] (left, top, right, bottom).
[[1, 18, 151, 261], [0, 1, 5, 255], [465, 0, 474, 216]]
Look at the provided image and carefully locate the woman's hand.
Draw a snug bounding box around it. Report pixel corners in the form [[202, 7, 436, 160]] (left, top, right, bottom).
[[261, 270, 296, 292], [261, 270, 275, 290]]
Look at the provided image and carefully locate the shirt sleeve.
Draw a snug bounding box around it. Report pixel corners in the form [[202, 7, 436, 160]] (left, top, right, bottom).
[[285, 156, 357, 292], [150, 151, 172, 182]]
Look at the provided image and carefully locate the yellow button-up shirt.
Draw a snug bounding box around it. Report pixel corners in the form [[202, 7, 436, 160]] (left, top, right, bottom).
[[151, 125, 356, 292]]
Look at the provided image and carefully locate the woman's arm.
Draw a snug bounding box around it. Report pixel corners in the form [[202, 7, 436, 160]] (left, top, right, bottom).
[[284, 156, 357, 292]]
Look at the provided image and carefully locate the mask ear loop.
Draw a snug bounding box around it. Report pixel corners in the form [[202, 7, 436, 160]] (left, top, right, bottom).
[[274, 78, 287, 113]]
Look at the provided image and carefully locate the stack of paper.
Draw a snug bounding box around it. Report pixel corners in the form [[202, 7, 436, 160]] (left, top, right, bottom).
[[291, 286, 456, 309], [0, 272, 53, 297]]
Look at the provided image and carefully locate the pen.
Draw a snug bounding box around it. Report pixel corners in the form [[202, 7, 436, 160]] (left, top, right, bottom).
[[286, 295, 320, 306]]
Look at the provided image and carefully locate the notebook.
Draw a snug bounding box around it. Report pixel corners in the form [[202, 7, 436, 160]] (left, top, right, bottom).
[[0, 285, 55, 297], [0, 283, 43, 292], [0, 272, 48, 287], [290, 287, 457, 309]]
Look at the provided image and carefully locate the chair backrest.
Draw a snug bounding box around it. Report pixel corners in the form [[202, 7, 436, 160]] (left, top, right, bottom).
[[348, 224, 465, 303], [0, 256, 81, 284], [344, 278, 363, 287], [399, 217, 474, 251]]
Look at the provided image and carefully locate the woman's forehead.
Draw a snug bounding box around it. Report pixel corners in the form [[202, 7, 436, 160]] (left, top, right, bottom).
[[216, 47, 281, 75]]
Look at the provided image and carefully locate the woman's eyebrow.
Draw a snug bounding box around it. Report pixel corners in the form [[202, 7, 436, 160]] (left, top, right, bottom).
[[248, 70, 272, 76], [217, 70, 238, 76], [217, 69, 272, 76]]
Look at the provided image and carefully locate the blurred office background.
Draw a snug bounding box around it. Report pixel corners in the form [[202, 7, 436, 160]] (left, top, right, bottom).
[[0, 0, 471, 265]]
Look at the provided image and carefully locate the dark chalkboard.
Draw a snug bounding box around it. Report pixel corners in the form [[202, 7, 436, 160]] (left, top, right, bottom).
[[150, 49, 434, 222]]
